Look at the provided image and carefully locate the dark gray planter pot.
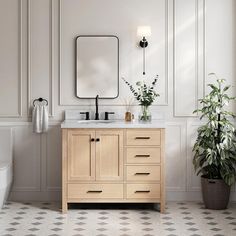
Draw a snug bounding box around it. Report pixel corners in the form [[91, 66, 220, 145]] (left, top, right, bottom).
[[201, 177, 230, 210]]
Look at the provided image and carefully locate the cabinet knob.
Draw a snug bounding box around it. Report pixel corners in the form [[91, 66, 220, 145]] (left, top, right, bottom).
[[91, 138, 95, 142], [96, 138, 100, 142]]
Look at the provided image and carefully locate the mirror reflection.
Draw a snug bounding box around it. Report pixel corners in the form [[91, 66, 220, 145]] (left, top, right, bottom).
[[76, 35, 119, 99]]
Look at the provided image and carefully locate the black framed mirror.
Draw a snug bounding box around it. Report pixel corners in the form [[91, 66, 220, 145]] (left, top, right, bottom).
[[75, 35, 119, 99]]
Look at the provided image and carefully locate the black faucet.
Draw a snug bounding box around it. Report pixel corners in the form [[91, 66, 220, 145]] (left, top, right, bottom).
[[95, 95, 99, 120]]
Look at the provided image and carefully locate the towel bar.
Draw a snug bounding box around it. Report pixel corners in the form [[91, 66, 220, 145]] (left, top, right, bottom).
[[33, 97, 48, 106]]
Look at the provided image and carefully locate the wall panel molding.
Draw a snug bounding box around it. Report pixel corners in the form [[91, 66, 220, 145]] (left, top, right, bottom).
[[8, 124, 60, 193], [50, 0, 55, 116], [27, 0, 31, 116], [173, 0, 205, 117], [0, 0, 23, 118], [0, 0, 234, 203], [163, 0, 170, 106], [58, 0, 170, 106], [201, 0, 206, 97], [18, 0, 23, 118], [27, 0, 55, 116]]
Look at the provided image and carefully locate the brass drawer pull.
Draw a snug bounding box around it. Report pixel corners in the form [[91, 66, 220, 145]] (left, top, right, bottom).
[[135, 190, 150, 193], [87, 190, 103, 193], [135, 173, 150, 175], [135, 137, 150, 140], [135, 154, 150, 158]]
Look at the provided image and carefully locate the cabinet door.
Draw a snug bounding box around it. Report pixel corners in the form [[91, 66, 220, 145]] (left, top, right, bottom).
[[96, 130, 123, 181], [68, 130, 95, 181]]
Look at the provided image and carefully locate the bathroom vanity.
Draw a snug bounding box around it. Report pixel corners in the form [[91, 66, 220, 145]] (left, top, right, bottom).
[[61, 120, 165, 213]]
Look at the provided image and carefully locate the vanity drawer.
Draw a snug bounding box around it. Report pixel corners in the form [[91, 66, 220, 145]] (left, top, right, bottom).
[[126, 183, 161, 199], [126, 165, 161, 181], [68, 183, 123, 199], [126, 147, 161, 164], [126, 130, 161, 146]]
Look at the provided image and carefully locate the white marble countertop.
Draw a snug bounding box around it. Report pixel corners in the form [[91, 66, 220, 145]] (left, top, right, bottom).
[[61, 120, 166, 129]]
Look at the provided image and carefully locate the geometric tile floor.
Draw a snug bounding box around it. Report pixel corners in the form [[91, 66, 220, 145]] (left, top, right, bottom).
[[0, 201, 236, 236]]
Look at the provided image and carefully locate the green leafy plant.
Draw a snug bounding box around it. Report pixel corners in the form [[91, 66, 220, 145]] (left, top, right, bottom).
[[122, 75, 160, 106], [192, 74, 236, 186]]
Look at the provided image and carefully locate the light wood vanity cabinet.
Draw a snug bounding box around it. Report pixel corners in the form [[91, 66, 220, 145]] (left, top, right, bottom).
[[67, 130, 95, 181], [62, 128, 165, 213]]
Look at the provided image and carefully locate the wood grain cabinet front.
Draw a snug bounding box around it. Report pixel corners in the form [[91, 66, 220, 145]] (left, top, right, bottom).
[[95, 130, 123, 181], [126, 165, 161, 181], [126, 130, 161, 146], [62, 128, 165, 214], [126, 147, 161, 164], [68, 183, 124, 199], [126, 183, 161, 199], [67, 130, 95, 181]]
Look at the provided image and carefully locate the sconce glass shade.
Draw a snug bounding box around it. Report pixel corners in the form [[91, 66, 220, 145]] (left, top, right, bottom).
[[137, 26, 152, 37]]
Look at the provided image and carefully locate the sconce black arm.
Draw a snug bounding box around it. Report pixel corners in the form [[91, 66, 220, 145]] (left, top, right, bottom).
[[139, 37, 149, 75]]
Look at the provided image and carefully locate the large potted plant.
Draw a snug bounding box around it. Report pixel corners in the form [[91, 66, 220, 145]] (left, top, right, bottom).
[[193, 74, 236, 209]]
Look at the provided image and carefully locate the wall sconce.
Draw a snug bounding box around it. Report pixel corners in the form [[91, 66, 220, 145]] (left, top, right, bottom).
[[137, 26, 151, 75]]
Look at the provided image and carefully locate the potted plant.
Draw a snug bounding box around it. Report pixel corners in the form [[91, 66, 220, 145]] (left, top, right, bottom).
[[193, 74, 236, 209], [122, 75, 160, 122]]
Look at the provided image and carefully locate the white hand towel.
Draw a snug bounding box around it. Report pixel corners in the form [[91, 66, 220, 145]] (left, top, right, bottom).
[[32, 104, 49, 133]]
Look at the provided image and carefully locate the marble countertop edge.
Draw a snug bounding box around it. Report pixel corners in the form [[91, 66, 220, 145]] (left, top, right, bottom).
[[61, 119, 166, 129]]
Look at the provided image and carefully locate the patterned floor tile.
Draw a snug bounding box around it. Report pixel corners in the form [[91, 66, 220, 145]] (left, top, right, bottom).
[[0, 201, 235, 236]]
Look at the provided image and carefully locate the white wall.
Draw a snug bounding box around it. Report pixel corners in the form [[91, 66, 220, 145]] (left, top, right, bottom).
[[0, 0, 236, 201]]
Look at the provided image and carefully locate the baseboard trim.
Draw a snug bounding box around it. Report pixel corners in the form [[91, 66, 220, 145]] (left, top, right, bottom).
[[9, 191, 61, 202]]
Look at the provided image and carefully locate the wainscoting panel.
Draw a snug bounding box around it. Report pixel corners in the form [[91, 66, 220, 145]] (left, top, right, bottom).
[[0, 127, 12, 162], [165, 122, 186, 192], [186, 121, 202, 191], [12, 126, 41, 191], [2, 120, 235, 202], [44, 126, 62, 191], [0, 0, 22, 117]]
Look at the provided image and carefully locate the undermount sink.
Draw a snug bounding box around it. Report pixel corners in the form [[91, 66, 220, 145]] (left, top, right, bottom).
[[77, 120, 115, 124]]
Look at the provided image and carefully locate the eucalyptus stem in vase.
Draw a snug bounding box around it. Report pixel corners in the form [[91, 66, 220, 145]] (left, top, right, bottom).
[[122, 75, 160, 122]]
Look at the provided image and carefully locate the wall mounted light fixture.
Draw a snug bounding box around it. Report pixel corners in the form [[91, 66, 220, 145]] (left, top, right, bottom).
[[137, 26, 151, 75]]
